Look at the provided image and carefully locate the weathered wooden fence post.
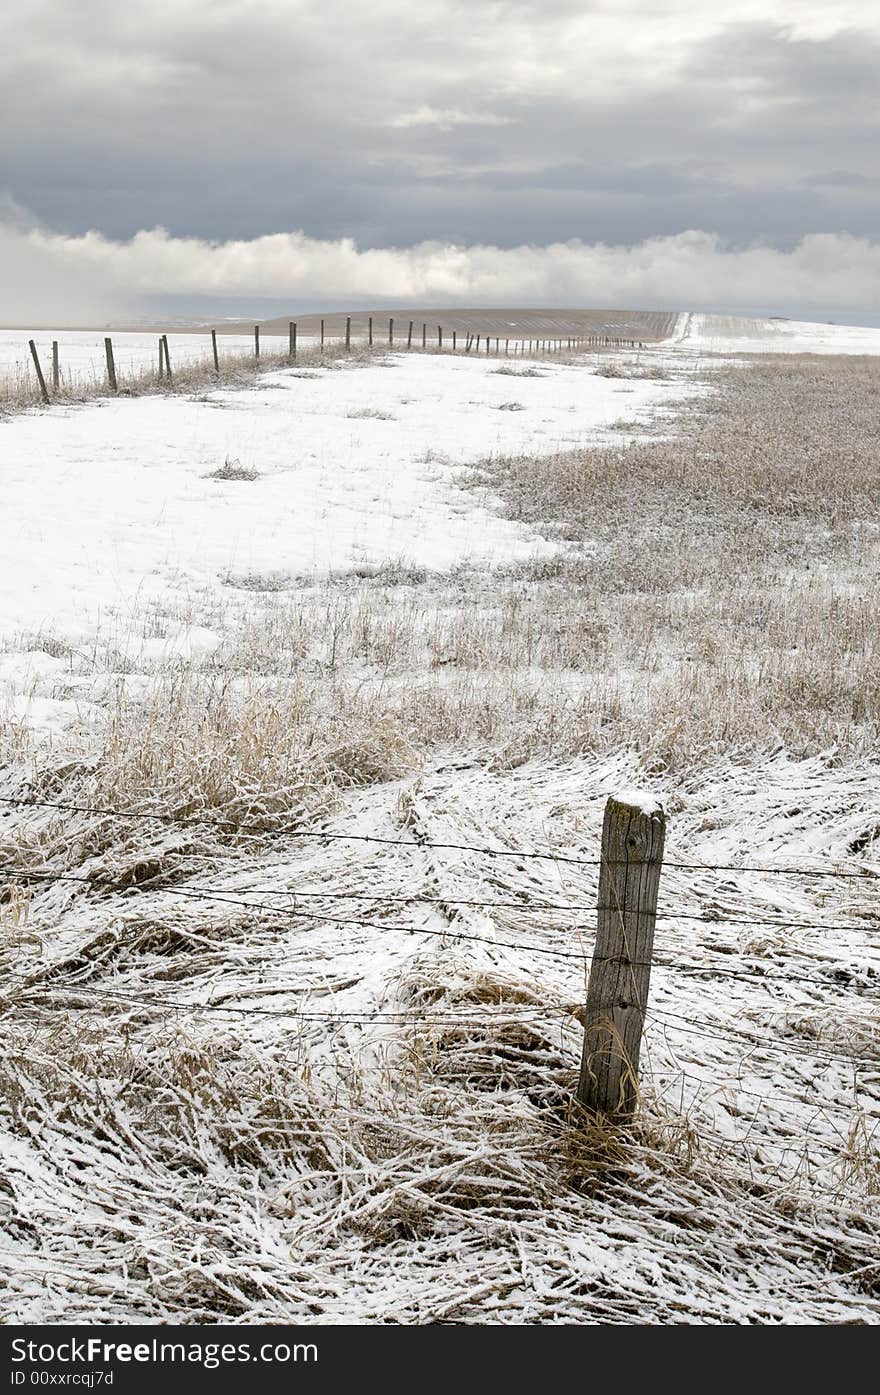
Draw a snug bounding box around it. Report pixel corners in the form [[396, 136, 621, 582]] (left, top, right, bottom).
[[162, 335, 172, 380], [422, 322, 426, 348], [289, 322, 296, 358], [28, 341, 50, 404], [211, 329, 220, 372], [254, 325, 260, 359], [452, 329, 457, 352], [345, 316, 351, 351], [104, 337, 118, 392], [368, 316, 373, 347], [577, 792, 666, 1119], [389, 317, 394, 347], [320, 319, 325, 353], [438, 325, 442, 349], [52, 341, 60, 391], [407, 320, 413, 349]]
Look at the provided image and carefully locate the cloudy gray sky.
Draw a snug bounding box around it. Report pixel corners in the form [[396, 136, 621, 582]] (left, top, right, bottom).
[[3, 0, 880, 323]]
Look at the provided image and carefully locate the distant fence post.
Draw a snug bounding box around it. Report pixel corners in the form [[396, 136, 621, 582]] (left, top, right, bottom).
[[211, 329, 219, 373], [162, 335, 172, 380], [407, 320, 413, 349], [345, 316, 351, 351], [577, 793, 666, 1119], [320, 319, 325, 353], [422, 322, 426, 349], [254, 325, 260, 360], [389, 317, 393, 347], [368, 316, 373, 347], [52, 341, 60, 391], [28, 340, 50, 404], [104, 337, 118, 393], [438, 325, 442, 350], [452, 330, 457, 352], [289, 322, 296, 358]]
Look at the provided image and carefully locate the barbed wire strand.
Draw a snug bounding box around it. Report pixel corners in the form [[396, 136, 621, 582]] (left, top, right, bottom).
[[1, 866, 878, 995], [2, 863, 879, 940], [1, 794, 877, 880]]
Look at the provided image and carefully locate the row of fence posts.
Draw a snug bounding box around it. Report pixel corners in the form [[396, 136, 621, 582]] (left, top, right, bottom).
[[27, 322, 647, 402]]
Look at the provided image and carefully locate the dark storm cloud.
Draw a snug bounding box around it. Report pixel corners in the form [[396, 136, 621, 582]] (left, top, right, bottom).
[[3, 2, 879, 249], [3, 3, 880, 322]]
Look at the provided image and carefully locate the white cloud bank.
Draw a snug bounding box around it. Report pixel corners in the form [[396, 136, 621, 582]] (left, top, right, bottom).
[[4, 220, 880, 322]]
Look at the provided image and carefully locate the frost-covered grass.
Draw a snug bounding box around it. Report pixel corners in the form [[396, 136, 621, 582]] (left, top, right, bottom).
[[0, 349, 879, 1323]]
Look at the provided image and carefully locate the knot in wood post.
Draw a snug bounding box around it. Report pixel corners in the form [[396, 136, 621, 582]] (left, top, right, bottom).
[[577, 792, 666, 1120]]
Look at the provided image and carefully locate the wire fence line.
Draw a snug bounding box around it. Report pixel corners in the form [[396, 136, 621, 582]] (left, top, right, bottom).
[[1, 791, 877, 1123], [3, 856, 879, 936], [1, 793, 878, 880], [17, 321, 647, 407], [7, 973, 871, 1138], [1, 863, 878, 975], [4, 972, 874, 1077]]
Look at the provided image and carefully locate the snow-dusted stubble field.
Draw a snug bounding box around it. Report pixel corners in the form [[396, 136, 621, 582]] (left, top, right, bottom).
[[0, 329, 879, 1324]]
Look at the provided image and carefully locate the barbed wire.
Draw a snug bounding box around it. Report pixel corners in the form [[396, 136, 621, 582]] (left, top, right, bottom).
[[646, 1006, 876, 1066], [2, 860, 879, 940], [1, 865, 878, 995], [2, 793, 877, 880], [5, 974, 877, 1078]]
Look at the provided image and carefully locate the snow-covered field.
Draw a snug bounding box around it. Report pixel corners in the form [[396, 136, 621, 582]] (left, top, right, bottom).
[[674, 310, 880, 355], [0, 353, 690, 699], [1, 331, 878, 1324]]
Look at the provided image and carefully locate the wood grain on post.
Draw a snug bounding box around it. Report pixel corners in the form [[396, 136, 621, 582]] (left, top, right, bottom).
[[28, 341, 50, 404], [577, 793, 666, 1119], [104, 337, 118, 392], [52, 341, 60, 391], [211, 329, 219, 372]]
